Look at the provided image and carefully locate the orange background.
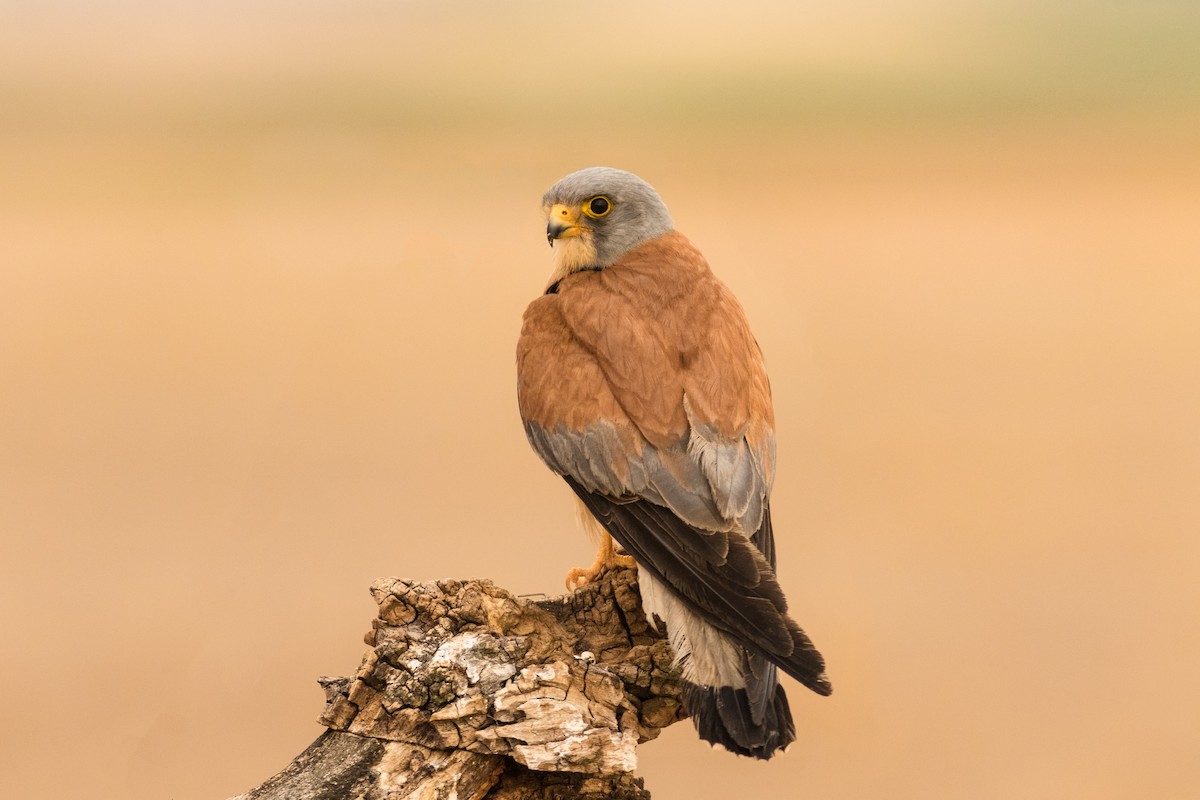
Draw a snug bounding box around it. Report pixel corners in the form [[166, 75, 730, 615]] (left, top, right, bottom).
[[3, 3, 1199, 798]]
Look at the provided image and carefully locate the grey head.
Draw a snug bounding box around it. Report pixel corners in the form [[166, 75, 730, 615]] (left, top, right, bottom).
[[543, 167, 675, 273]]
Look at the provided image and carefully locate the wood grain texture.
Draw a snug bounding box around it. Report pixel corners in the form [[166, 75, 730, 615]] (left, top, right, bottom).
[[229, 568, 679, 800]]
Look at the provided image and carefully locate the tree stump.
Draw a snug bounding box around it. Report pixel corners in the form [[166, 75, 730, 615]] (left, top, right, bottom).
[[230, 566, 685, 800]]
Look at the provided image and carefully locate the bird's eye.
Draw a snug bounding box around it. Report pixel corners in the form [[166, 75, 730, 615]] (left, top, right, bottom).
[[582, 196, 612, 218]]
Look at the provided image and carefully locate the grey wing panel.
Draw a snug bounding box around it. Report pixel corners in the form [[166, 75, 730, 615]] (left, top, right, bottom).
[[524, 419, 657, 498], [672, 394, 775, 534]]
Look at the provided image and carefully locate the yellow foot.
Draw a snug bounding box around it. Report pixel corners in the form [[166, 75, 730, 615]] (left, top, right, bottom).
[[565, 552, 636, 591]]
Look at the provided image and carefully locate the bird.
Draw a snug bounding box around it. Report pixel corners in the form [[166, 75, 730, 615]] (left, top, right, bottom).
[[515, 166, 830, 759]]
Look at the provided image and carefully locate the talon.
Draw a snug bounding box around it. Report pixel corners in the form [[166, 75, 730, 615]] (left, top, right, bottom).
[[565, 532, 637, 591], [565, 568, 594, 591], [564, 554, 636, 591]]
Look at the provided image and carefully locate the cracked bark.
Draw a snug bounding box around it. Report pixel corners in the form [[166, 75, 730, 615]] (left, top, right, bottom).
[[229, 566, 684, 800]]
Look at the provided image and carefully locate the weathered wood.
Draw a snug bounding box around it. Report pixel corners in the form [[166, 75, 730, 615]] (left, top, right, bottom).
[[230, 567, 682, 800]]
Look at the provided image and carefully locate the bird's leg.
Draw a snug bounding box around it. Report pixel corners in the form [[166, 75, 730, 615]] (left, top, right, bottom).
[[565, 532, 637, 590], [566, 503, 636, 589]]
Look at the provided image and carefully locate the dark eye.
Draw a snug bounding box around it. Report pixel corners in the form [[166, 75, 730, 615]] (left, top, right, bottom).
[[583, 195, 612, 218]]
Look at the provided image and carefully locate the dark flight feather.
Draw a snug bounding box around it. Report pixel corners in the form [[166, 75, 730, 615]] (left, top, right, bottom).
[[565, 476, 831, 696]]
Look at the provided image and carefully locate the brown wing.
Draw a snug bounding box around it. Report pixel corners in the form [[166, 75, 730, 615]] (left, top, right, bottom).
[[518, 231, 775, 533]]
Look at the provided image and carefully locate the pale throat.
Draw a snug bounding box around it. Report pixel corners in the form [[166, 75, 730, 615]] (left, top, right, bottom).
[[548, 234, 599, 284]]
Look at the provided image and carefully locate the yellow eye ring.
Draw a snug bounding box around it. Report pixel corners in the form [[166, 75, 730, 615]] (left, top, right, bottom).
[[581, 195, 612, 218]]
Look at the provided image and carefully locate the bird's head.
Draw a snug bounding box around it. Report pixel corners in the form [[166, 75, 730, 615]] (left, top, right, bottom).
[[542, 167, 674, 280]]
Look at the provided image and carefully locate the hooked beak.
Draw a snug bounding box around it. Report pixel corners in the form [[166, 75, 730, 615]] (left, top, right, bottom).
[[546, 203, 586, 246]]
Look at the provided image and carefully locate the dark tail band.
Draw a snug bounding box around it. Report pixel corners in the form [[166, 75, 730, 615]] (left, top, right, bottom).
[[682, 680, 796, 760]]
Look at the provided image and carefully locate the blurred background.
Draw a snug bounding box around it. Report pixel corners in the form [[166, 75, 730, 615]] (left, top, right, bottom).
[[2, 1, 1199, 798]]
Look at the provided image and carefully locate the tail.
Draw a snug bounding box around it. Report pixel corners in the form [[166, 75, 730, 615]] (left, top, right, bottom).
[[682, 657, 796, 760]]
